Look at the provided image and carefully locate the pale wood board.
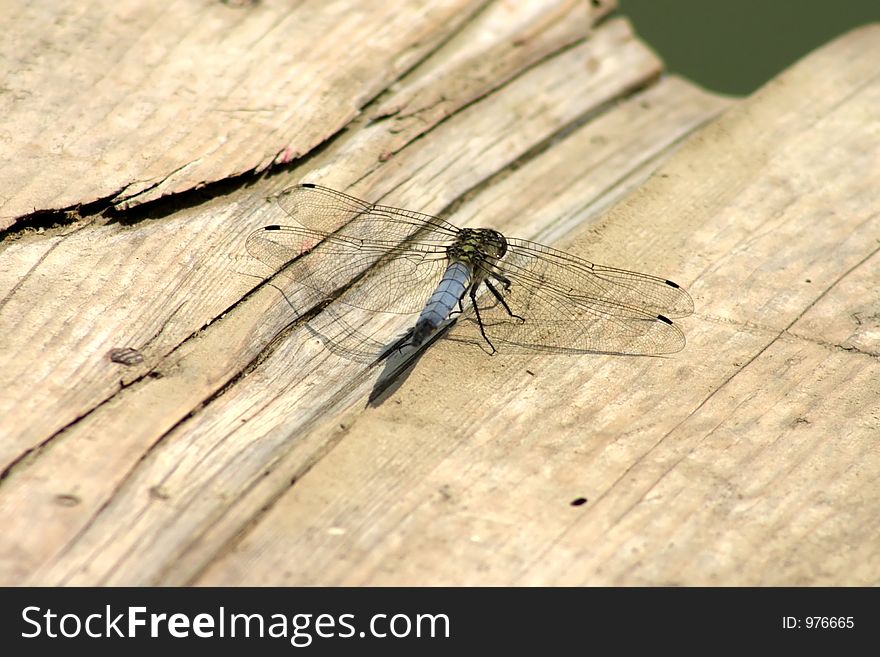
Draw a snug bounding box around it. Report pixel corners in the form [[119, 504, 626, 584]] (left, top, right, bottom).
[[193, 25, 880, 586], [0, 1, 719, 584], [0, 0, 606, 462], [0, 0, 493, 226], [7, 7, 875, 588]]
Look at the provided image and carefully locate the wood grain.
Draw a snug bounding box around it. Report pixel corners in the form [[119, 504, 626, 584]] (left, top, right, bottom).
[[194, 25, 880, 586], [2, 2, 691, 584], [0, 0, 490, 226], [7, 5, 874, 588]]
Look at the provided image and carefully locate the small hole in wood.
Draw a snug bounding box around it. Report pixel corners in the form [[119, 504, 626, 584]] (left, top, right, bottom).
[[55, 494, 81, 507]]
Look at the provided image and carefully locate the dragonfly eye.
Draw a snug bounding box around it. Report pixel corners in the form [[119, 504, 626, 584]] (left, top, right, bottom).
[[487, 230, 508, 258]]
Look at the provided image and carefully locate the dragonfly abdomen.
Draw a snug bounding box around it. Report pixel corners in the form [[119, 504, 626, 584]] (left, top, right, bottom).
[[411, 261, 472, 346]]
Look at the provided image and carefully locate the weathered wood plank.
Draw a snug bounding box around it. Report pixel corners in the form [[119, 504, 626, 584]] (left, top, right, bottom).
[[190, 25, 880, 585], [0, 0, 494, 226], [24, 74, 726, 586], [0, 0, 599, 459], [0, 0, 600, 462], [1, 7, 723, 584], [15, 5, 871, 589]]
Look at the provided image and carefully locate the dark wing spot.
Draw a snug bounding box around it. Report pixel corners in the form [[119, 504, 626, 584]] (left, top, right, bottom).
[[264, 225, 282, 231], [657, 314, 673, 325], [665, 280, 680, 288], [301, 182, 316, 188]]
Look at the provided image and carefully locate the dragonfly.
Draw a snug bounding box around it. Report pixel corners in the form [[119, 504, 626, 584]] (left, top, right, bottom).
[[246, 183, 693, 360]]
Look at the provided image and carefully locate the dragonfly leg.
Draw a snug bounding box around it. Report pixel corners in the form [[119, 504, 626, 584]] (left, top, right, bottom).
[[489, 271, 513, 291], [469, 285, 497, 354], [485, 279, 525, 323]]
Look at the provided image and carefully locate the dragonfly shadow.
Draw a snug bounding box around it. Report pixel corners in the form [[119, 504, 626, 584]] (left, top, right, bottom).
[[367, 317, 462, 407]]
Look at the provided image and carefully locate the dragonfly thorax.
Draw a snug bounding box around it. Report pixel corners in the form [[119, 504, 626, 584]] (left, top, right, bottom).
[[446, 228, 508, 267]]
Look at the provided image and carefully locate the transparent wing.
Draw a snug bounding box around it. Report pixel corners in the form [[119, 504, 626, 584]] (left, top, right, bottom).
[[467, 238, 694, 355], [247, 183, 694, 358], [246, 183, 459, 315], [274, 183, 461, 242]]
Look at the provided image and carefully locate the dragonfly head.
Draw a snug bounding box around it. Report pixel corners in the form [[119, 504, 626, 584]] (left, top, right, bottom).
[[449, 228, 508, 265]]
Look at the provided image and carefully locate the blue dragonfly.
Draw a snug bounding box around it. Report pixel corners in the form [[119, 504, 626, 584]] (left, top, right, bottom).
[[246, 183, 693, 360]]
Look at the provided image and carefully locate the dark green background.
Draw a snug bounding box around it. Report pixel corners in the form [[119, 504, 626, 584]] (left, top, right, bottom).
[[621, 0, 879, 95]]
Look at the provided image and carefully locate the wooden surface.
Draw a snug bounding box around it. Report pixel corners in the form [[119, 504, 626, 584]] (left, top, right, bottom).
[[0, 0, 489, 225], [1, 1, 877, 586]]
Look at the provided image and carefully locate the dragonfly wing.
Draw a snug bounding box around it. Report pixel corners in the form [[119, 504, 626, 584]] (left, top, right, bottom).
[[504, 238, 694, 318], [274, 183, 461, 242], [250, 184, 693, 357], [248, 184, 467, 315], [465, 239, 693, 355], [246, 224, 450, 314]]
